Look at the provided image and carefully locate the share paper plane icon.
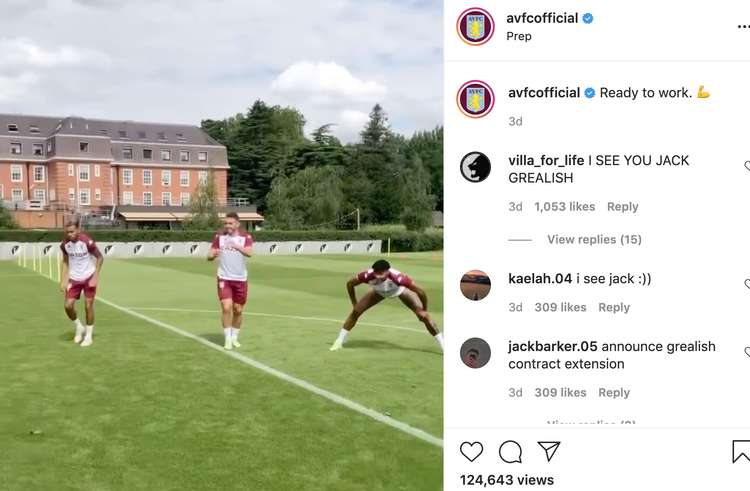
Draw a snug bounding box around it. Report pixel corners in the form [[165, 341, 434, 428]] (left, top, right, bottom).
[[538, 441, 561, 462]]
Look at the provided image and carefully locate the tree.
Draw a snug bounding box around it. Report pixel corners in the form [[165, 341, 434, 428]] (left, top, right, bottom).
[[0, 205, 16, 229], [266, 166, 344, 229], [202, 100, 307, 210], [183, 170, 221, 230], [344, 104, 408, 224], [288, 124, 351, 176], [406, 126, 443, 211], [203, 100, 443, 226], [399, 156, 435, 232], [360, 104, 390, 147]]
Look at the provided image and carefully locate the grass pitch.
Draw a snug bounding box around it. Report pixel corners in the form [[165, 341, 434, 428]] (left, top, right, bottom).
[[0, 252, 443, 490]]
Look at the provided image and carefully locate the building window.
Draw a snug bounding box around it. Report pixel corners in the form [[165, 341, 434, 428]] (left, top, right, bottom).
[[122, 191, 133, 205], [198, 171, 208, 184], [138, 130, 147, 139], [12, 188, 23, 202], [98, 129, 108, 136], [94, 164, 101, 178], [198, 151, 208, 162], [78, 164, 90, 182], [180, 170, 190, 187], [34, 189, 46, 203], [143, 169, 152, 186], [7, 124, 18, 132], [143, 148, 153, 160], [157, 132, 166, 141], [10, 165, 22, 182], [161, 149, 171, 161], [143, 192, 152, 206], [47, 141, 53, 153], [161, 170, 171, 186], [79, 189, 91, 206], [33, 143, 44, 156], [80, 142, 89, 152], [68, 188, 75, 201], [33, 166, 44, 182], [29, 125, 40, 134], [95, 188, 101, 201], [10, 143, 21, 155], [161, 192, 171, 206], [119, 130, 128, 139], [180, 192, 190, 206], [180, 150, 190, 162], [123, 169, 133, 185], [0, 184, 3, 199], [122, 147, 133, 160]]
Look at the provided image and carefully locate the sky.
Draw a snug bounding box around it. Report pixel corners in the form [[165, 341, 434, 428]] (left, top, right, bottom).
[[0, 0, 442, 143]]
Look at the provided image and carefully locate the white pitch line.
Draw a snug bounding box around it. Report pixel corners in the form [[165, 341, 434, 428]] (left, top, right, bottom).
[[97, 297, 443, 448], [127, 307, 425, 333]]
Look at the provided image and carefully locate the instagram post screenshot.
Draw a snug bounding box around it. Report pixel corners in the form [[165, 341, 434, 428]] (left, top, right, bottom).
[[1, 1, 749, 490]]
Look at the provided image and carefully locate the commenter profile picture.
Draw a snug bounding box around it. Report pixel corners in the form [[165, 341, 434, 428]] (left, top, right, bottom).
[[460, 338, 491, 369], [460, 152, 491, 182], [460, 269, 491, 301], [456, 80, 494, 118]]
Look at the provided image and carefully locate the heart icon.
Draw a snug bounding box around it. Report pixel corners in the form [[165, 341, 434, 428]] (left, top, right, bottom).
[[745, 279, 750, 290], [745, 161, 750, 172], [460, 441, 484, 462], [745, 347, 750, 358]]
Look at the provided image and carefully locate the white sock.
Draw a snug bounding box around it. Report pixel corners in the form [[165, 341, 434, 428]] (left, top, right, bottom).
[[434, 333, 444, 351], [85, 325, 94, 340], [231, 328, 240, 341], [224, 327, 232, 342], [336, 328, 349, 344], [73, 319, 84, 330]]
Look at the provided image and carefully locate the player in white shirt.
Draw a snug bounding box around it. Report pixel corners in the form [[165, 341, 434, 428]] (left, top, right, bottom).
[[59, 219, 104, 347], [208, 212, 253, 350], [329, 259, 444, 352]]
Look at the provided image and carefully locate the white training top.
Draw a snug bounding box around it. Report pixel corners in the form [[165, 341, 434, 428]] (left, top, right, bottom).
[[357, 267, 414, 298], [60, 233, 98, 282], [211, 231, 253, 281]]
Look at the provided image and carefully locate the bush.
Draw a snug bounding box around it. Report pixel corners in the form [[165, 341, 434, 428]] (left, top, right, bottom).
[[0, 229, 443, 252], [0, 206, 16, 229]]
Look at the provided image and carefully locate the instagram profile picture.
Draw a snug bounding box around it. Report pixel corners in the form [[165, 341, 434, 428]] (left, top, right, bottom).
[[460, 269, 491, 301], [460, 152, 491, 183], [456, 7, 495, 46], [460, 338, 491, 369], [457, 80, 494, 119]]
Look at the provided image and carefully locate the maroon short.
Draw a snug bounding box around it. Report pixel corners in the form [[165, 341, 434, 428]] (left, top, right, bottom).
[[66, 275, 97, 300], [217, 278, 248, 305]]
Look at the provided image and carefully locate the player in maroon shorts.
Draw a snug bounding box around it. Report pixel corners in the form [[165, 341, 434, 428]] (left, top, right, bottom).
[[329, 259, 444, 352], [59, 219, 104, 347], [208, 212, 253, 350]]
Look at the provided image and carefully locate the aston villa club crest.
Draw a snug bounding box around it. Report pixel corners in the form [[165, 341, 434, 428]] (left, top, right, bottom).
[[457, 8, 494, 45], [456, 80, 495, 118]]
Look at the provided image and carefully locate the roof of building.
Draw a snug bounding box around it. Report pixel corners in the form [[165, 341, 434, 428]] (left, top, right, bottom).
[[0, 113, 221, 146]]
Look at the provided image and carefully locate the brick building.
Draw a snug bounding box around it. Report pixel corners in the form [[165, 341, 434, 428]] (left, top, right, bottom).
[[0, 113, 262, 228]]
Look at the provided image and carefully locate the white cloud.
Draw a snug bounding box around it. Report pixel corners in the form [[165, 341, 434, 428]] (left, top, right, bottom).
[[0, 73, 39, 102], [0, 38, 110, 70], [0, 0, 442, 143], [271, 62, 386, 104], [335, 109, 370, 143]]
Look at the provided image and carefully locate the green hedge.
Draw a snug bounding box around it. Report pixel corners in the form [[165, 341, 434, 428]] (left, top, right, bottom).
[[0, 229, 443, 252]]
